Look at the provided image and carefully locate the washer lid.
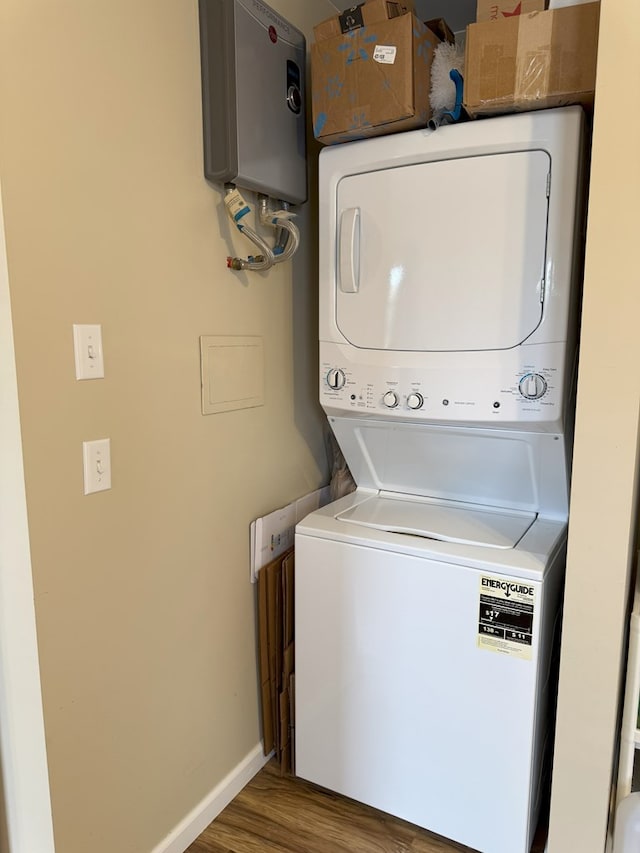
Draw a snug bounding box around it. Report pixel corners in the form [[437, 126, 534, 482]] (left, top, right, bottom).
[[336, 495, 536, 549], [335, 150, 550, 352]]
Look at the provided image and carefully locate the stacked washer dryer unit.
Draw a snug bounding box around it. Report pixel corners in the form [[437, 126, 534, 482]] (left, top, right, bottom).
[[295, 107, 585, 853]]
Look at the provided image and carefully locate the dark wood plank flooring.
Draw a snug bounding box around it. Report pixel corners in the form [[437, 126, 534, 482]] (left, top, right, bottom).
[[186, 760, 547, 853]]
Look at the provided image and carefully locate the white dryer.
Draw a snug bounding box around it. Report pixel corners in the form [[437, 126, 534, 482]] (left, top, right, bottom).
[[295, 108, 586, 853]]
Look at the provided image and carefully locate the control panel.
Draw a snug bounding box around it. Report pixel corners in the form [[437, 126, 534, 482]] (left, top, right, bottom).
[[319, 342, 568, 428], [326, 368, 346, 391], [518, 372, 548, 400]]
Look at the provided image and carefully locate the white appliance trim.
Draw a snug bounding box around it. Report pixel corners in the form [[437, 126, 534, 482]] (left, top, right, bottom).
[[0, 183, 55, 853]]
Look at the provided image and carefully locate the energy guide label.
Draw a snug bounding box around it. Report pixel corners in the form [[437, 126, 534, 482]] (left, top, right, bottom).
[[477, 575, 535, 660]]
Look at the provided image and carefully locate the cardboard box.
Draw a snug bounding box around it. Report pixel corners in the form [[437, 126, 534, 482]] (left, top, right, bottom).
[[549, 0, 596, 7], [258, 548, 296, 774], [476, 0, 546, 23], [425, 17, 455, 44], [311, 13, 440, 145], [314, 0, 413, 42], [464, 3, 600, 117]]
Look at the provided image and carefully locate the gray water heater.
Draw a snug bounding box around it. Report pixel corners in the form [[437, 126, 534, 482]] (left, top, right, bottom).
[[198, 0, 307, 205]]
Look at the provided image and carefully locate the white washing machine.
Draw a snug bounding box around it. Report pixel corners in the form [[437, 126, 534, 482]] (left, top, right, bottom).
[[296, 492, 565, 853], [295, 108, 586, 853]]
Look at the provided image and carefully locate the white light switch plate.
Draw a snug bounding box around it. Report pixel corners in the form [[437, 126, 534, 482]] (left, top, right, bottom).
[[73, 324, 104, 380], [83, 439, 111, 494]]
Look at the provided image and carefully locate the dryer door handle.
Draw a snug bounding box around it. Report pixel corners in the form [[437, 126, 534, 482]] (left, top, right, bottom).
[[339, 208, 360, 293]]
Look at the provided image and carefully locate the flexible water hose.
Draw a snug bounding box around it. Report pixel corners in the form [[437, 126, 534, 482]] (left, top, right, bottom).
[[258, 194, 300, 265], [224, 186, 299, 272], [224, 185, 275, 272]]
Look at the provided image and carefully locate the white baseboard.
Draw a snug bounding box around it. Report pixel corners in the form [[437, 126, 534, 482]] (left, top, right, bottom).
[[151, 743, 271, 853]]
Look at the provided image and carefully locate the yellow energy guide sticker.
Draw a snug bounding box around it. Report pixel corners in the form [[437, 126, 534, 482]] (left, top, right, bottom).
[[478, 575, 535, 660]]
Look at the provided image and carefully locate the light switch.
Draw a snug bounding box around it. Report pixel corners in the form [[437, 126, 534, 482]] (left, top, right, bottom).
[[83, 439, 111, 494], [73, 324, 104, 380]]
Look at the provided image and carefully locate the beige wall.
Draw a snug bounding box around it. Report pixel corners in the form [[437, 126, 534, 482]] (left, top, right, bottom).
[[548, 0, 640, 849], [0, 2, 334, 851]]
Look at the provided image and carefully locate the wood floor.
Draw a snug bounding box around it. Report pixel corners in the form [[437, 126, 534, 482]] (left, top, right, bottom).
[[186, 760, 547, 853]]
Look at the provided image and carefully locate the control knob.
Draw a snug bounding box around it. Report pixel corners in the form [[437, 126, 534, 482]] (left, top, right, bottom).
[[407, 392, 424, 410], [518, 373, 547, 400], [326, 368, 346, 390], [383, 391, 399, 408]]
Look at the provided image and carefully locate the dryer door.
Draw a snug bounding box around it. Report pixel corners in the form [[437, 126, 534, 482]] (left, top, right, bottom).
[[335, 150, 550, 352]]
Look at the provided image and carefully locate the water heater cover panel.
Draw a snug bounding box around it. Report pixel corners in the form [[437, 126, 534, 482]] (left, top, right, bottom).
[[335, 150, 550, 351]]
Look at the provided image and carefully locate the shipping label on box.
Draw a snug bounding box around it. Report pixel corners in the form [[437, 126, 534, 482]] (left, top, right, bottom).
[[464, 2, 600, 117], [476, 0, 547, 23], [311, 13, 439, 145]]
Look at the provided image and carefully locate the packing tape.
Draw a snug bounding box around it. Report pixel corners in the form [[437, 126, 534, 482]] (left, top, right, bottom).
[[514, 11, 553, 104]]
